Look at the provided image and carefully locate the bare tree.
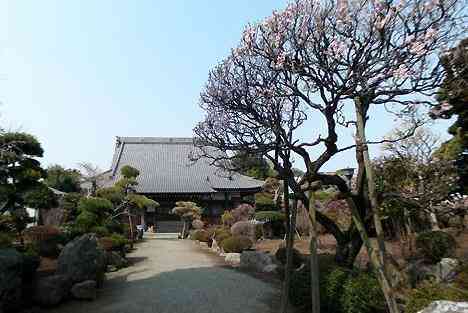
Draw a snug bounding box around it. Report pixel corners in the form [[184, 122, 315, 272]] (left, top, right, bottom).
[[77, 162, 102, 196]]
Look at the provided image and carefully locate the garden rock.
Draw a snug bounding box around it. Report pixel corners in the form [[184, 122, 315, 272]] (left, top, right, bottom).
[[240, 251, 275, 273], [407, 258, 460, 285], [33, 275, 70, 306], [417, 301, 468, 313], [225, 253, 241, 266], [71, 280, 97, 300], [106, 251, 129, 270], [433, 258, 460, 282], [57, 234, 106, 285], [0, 248, 23, 312]]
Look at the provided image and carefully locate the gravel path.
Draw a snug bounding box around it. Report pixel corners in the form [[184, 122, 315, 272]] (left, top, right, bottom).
[[50, 234, 280, 313]]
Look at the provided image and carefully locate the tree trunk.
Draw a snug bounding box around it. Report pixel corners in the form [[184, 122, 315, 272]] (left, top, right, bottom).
[[181, 220, 187, 239], [128, 211, 134, 249], [308, 190, 320, 313], [354, 98, 400, 313], [281, 179, 293, 313], [429, 212, 440, 230]]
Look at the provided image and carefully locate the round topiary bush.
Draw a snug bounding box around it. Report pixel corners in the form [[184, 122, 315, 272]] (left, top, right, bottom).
[[213, 228, 231, 243], [220, 235, 253, 253], [341, 271, 386, 313], [415, 231, 456, 263], [191, 230, 211, 242], [275, 246, 303, 269], [231, 221, 255, 239]]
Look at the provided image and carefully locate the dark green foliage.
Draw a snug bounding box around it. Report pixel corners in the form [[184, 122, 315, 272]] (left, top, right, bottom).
[[275, 247, 303, 269], [405, 281, 465, 313], [255, 192, 277, 211], [104, 219, 125, 234], [254, 211, 286, 222], [220, 235, 252, 253], [78, 197, 113, 216], [61, 192, 83, 222], [45, 164, 81, 193], [0, 232, 13, 248], [213, 227, 231, 243], [89, 225, 110, 237], [108, 233, 129, 249], [434, 38, 468, 193], [231, 151, 275, 180], [416, 231, 456, 263], [0, 132, 57, 236], [341, 271, 386, 313], [76, 210, 99, 231], [97, 186, 125, 206], [23, 184, 59, 209], [120, 165, 140, 179], [289, 255, 385, 313]]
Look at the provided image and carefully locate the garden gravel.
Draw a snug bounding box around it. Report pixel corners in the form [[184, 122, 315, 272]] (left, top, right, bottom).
[[49, 233, 279, 313]]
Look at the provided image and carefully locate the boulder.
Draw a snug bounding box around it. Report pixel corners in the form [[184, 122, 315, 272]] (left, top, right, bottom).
[[71, 280, 97, 300], [225, 253, 241, 266], [263, 264, 279, 273], [417, 301, 468, 313], [0, 248, 23, 312], [106, 251, 129, 270], [57, 234, 106, 285], [33, 275, 70, 306], [435, 258, 460, 282], [240, 251, 275, 273]]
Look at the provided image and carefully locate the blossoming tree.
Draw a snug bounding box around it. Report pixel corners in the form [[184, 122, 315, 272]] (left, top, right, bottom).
[[194, 0, 465, 312]]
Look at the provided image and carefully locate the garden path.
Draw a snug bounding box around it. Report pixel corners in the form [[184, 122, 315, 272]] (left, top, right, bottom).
[[49, 233, 280, 313]]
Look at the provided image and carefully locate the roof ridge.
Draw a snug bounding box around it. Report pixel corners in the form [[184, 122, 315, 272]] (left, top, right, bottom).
[[117, 137, 193, 144]]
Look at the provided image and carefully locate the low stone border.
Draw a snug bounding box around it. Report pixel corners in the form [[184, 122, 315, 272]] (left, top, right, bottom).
[[192, 239, 279, 273]]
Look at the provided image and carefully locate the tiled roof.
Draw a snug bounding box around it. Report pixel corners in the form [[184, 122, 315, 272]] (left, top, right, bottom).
[[109, 137, 263, 194]]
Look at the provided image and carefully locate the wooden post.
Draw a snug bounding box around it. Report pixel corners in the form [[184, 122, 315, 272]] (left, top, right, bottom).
[[281, 179, 292, 313], [354, 97, 400, 313], [308, 190, 320, 313]]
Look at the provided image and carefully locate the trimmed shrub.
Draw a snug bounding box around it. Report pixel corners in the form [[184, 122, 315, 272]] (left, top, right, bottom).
[[213, 228, 231, 243], [99, 234, 129, 251], [405, 280, 465, 313], [221, 211, 234, 227], [255, 192, 277, 211], [220, 235, 253, 253], [255, 211, 286, 222], [289, 254, 339, 311], [76, 210, 99, 231], [192, 219, 204, 230], [341, 271, 386, 313], [231, 203, 255, 222], [104, 219, 125, 234], [191, 230, 211, 242], [90, 226, 110, 237], [416, 231, 456, 263], [275, 246, 303, 269], [231, 221, 255, 240]]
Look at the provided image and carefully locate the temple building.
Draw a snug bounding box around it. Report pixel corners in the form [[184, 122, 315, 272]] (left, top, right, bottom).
[[107, 137, 263, 232]]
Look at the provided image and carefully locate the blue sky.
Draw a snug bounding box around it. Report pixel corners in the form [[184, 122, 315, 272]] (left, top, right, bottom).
[[0, 1, 452, 172]]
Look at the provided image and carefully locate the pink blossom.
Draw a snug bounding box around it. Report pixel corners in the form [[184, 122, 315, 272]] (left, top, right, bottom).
[[275, 52, 287, 68], [393, 64, 411, 79], [328, 39, 347, 57], [425, 27, 438, 42]]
